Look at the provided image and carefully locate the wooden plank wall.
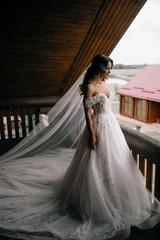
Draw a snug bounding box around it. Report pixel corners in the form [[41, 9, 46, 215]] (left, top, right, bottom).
[[0, 0, 103, 98], [62, 0, 147, 93], [0, 0, 147, 99]]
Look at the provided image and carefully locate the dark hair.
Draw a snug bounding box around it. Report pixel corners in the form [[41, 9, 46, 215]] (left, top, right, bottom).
[[79, 54, 113, 95]]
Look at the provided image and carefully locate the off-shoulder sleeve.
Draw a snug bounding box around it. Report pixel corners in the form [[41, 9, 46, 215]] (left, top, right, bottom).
[[84, 95, 103, 109]]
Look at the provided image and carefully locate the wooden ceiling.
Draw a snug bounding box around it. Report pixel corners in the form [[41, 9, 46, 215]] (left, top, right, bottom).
[[0, 0, 147, 99]]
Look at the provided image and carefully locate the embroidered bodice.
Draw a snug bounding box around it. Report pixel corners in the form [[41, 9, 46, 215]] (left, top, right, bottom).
[[84, 92, 114, 115]]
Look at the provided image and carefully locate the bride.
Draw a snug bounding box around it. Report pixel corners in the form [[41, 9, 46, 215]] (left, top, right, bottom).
[[0, 54, 160, 240]]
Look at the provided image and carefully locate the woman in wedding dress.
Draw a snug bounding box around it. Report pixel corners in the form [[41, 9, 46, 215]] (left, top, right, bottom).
[[0, 54, 160, 240]]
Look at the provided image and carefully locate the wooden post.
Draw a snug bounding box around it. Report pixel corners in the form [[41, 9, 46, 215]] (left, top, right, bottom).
[[0, 110, 5, 140], [13, 108, 20, 138], [20, 108, 27, 137], [6, 109, 12, 139], [139, 155, 145, 176], [155, 165, 160, 201], [132, 150, 137, 163], [146, 161, 153, 192], [28, 108, 33, 132]]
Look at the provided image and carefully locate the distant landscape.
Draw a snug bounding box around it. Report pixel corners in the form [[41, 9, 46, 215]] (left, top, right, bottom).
[[108, 64, 146, 113], [112, 64, 146, 69], [110, 64, 146, 81]]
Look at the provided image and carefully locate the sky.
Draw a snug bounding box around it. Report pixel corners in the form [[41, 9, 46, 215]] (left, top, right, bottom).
[[110, 0, 160, 65]]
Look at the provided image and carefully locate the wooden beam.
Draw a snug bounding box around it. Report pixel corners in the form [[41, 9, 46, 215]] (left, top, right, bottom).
[[0, 96, 60, 108]]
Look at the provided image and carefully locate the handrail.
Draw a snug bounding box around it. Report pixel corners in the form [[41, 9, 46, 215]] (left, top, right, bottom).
[[120, 123, 160, 201], [120, 123, 160, 166]]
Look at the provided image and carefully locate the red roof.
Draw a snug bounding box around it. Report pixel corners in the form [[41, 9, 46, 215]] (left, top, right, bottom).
[[117, 65, 160, 102]]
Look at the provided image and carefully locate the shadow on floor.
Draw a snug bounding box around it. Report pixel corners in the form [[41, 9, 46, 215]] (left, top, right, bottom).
[[126, 222, 160, 240]]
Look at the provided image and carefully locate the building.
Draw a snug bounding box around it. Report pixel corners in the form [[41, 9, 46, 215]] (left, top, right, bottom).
[[117, 65, 160, 123]]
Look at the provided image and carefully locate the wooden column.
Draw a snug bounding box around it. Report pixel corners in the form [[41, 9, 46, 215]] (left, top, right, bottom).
[[155, 165, 160, 200]]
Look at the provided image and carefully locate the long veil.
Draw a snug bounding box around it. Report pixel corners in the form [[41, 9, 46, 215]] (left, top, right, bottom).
[[0, 64, 160, 240], [0, 67, 88, 161]]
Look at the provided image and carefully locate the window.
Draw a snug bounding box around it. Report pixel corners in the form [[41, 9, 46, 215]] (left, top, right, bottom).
[[123, 96, 133, 116], [135, 99, 148, 121]]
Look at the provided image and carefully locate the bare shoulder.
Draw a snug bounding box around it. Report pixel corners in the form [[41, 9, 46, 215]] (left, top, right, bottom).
[[85, 84, 94, 99]]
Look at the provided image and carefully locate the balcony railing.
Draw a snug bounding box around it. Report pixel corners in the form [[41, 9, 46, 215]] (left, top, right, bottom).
[[121, 123, 160, 202], [0, 97, 59, 155], [0, 102, 160, 202]]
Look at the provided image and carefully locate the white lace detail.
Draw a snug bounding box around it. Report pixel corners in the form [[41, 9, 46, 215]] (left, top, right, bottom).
[[84, 92, 114, 115]]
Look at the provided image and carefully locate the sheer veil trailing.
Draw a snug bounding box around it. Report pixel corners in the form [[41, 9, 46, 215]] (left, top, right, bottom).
[[0, 63, 160, 240], [0, 67, 88, 162]]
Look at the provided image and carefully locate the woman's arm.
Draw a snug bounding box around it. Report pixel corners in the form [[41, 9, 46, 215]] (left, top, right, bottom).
[[84, 86, 97, 150]]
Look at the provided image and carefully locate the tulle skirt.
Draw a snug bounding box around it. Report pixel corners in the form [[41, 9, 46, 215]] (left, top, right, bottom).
[[0, 111, 160, 240]]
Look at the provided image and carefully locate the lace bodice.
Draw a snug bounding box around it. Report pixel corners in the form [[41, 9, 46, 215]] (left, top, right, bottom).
[[84, 92, 114, 115]]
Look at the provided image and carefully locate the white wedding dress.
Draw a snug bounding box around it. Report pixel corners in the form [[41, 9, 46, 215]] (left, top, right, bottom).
[[0, 89, 160, 240]]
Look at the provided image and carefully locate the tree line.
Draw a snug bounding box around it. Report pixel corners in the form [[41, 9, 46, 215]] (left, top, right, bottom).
[[112, 64, 147, 69]]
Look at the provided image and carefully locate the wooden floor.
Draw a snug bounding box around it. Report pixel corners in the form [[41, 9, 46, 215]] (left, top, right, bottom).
[[0, 223, 160, 240]]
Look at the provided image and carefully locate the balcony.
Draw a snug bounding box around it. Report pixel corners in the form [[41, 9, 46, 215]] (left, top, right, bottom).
[[1, 101, 160, 200], [0, 103, 160, 202], [0, 103, 160, 239]]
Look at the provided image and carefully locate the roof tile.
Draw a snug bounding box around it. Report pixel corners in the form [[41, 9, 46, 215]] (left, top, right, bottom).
[[117, 65, 160, 102]]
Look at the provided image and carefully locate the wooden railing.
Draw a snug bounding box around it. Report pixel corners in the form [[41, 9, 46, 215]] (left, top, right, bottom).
[[0, 101, 160, 201], [120, 123, 160, 202], [0, 96, 59, 155], [0, 107, 41, 155]]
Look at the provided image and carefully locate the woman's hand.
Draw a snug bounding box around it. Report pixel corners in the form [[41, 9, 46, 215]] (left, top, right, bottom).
[[90, 135, 97, 150]]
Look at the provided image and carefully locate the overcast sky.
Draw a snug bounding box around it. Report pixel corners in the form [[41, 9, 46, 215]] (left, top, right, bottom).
[[110, 0, 160, 65]]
